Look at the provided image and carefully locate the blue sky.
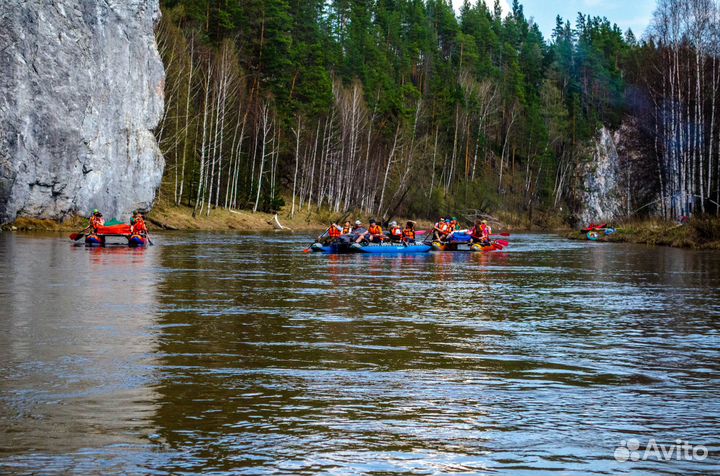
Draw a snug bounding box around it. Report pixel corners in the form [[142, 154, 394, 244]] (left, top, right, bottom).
[[452, 0, 657, 41]]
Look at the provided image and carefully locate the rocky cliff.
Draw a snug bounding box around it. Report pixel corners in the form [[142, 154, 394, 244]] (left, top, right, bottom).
[[0, 0, 165, 224], [574, 127, 624, 225]]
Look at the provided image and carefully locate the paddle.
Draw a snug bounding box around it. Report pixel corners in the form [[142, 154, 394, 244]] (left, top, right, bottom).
[[494, 239, 509, 247], [492, 232, 511, 237], [69, 232, 85, 241]]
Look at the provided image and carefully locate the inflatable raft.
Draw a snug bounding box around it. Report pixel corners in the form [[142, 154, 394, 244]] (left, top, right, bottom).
[[430, 232, 504, 251], [84, 224, 148, 247]]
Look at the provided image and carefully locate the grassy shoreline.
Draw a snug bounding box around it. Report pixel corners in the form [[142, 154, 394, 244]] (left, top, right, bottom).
[[565, 218, 720, 249]]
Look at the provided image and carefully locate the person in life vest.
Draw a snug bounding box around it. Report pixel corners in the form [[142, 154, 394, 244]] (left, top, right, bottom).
[[432, 216, 446, 241], [349, 220, 366, 241], [320, 222, 343, 243], [357, 219, 384, 243], [469, 219, 491, 245], [402, 221, 416, 244], [450, 217, 458, 232], [131, 210, 149, 236], [434, 217, 453, 242], [480, 219, 492, 243], [82, 209, 104, 234], [342, 221, 352, 235], [388, 221, 403, 243]]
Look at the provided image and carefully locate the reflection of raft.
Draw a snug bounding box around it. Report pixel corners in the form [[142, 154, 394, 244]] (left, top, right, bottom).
[[84, 224, 147, 247]]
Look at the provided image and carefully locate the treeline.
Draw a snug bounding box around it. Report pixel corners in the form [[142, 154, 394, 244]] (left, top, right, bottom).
[[633, 0, 720, 218], [154, 0, 720, 222]]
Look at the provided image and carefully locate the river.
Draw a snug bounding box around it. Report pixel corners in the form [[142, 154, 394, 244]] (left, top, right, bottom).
[[0, 232, 718, 475]]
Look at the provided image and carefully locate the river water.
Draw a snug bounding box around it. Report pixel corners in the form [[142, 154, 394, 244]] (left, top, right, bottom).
[[0, 232, 718, 475]]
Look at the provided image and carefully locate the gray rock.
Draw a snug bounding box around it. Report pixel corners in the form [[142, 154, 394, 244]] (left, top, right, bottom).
[[0, 0, 165, 224], [575, 127, 623, 225]]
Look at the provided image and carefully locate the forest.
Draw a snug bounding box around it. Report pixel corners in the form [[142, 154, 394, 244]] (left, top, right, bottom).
[[154, 0, 720, 225]]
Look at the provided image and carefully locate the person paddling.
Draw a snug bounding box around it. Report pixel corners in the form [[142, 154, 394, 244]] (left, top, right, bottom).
[[341, 221, 352, 235], [131, 210, 149, 236], [319, 222, 343, 244], [81, 209, 104, 234], [469, 219, 491, 245]]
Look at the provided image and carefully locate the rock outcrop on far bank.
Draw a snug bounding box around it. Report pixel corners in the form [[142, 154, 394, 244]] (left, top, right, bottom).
[[0, 0, 165, 224]]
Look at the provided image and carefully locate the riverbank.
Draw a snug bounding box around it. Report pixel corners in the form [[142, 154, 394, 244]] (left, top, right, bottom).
[[1, 196, 557, 234], [565, 217, 720, 249]]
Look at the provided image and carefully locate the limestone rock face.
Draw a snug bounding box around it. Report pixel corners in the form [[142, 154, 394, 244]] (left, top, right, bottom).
[[575, 127, 623, 225], [0, 0, 165, 223]]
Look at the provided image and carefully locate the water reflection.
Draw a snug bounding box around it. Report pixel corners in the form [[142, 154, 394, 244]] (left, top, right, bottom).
[[0, 232, 719, 474], [0, 234, 161, 472]]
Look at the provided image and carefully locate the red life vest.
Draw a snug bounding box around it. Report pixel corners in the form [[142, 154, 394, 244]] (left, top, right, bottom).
[[133, 217, 148, 234], [368, 224, 382, 235], [390, 226, 402, 237], [328, 226, 341, 238], [90, 216, 104, 229], [480, 223, 491, 239]]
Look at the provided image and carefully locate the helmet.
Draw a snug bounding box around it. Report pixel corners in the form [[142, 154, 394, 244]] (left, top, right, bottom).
[[445, 218, 452, 223], [132, 209, 138, 215], [451, 216, 457, 221], [369, 219, 377, 224], [354, 220, 362, 226], [92, 209, 99, 215], [482, 220, 488, 224], [390, 221, 397, 227]]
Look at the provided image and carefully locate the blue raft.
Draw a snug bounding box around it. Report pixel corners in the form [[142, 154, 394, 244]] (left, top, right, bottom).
[[310, 242, 431, 254]]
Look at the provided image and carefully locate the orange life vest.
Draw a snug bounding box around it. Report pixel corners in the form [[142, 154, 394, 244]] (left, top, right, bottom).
[[342, 225, 351, 234], [390, 226, 402, 237], [368, 224, 382, 235], [328, 226, 341, 238], [403, 228, 415, 239], [132, 217, 148, 234], [438, 222, 450, 235]]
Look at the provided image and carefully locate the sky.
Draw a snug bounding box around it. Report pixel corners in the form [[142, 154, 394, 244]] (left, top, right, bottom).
[[454, 0, 657, 41]]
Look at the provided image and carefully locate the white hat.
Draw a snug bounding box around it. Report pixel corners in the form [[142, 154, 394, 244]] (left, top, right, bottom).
[[354, 220, 362, 225]]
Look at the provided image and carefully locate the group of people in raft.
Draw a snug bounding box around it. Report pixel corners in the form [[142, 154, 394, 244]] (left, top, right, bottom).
[[321, 216, 492, 246], [82, 208, 150, 236]]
